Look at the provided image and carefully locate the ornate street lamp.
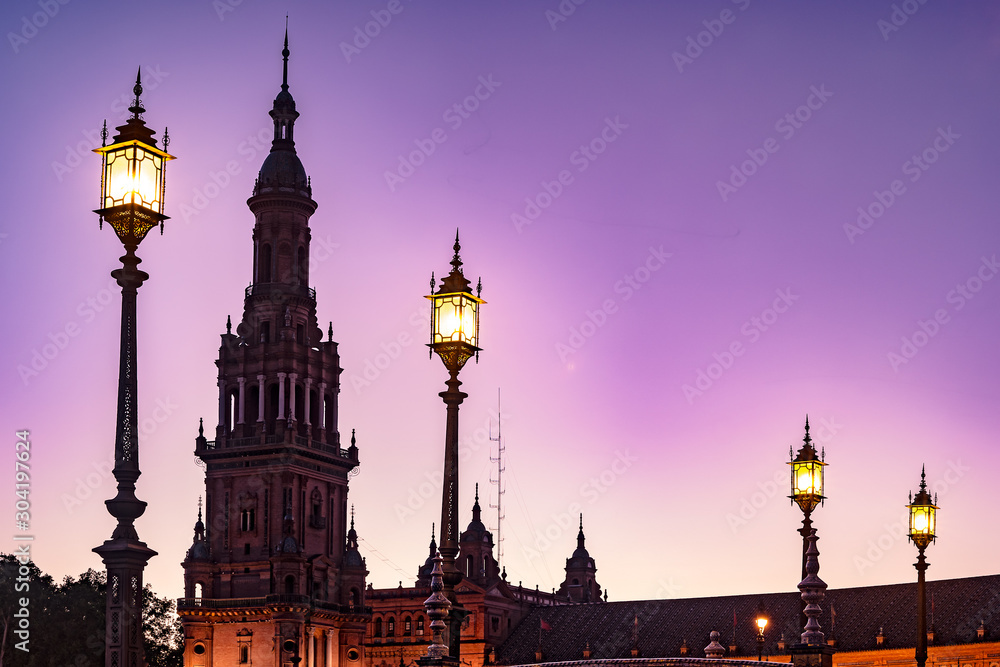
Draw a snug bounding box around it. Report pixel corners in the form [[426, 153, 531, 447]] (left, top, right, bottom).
[[789, 417, 826, 627], [908, 467, 938, 667], [91, 69, 175, 667], [425, 231, 483, 660], [755, 605, 768, 662]]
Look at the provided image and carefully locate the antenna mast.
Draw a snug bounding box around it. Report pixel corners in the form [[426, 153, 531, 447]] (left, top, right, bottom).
[[489, 388, 506, 568]]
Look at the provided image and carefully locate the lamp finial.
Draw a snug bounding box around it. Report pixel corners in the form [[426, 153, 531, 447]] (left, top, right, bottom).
[[129, 67, 145, 119]]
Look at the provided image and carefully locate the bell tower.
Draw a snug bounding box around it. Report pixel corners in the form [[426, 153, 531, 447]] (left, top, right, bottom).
[[179, 29, 369, 667]]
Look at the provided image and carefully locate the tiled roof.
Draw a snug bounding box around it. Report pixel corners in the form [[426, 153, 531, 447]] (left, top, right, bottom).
[[496, 574, 1000, 664]]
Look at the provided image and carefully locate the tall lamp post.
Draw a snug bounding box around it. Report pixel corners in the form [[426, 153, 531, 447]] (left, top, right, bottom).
[[908, 467, 938, 667], [789, 417, 826, 628], [755, 606, 768, 662], [425, 232, 484, 660], [91, 70, 175, 667]]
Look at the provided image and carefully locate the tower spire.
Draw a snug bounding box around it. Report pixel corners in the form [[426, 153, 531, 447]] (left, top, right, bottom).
[[282, 17, 289, 92]]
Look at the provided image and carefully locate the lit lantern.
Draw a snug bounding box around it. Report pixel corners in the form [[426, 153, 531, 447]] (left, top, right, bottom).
[[789, 420, 826, 514], [755, 615, 768, 635], [94, 70, 175, 248], [907, 467, 938, 550], [426, 232, 484, 372]]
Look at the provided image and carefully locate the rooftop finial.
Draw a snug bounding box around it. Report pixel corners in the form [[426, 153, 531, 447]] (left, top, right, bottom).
[[226, 315, 232, 334], [328, 322, 334, 341], [282, 17, 290, 92], [803, 415, 812, 444], [129, 67, 145, 120], [350, 504, 355, 530], [431, 522, 436, 542], [475, 482, 479, 503], [920, 464, 927, 492], [197, 496, 203, 522], [198, 417, 204, 437]]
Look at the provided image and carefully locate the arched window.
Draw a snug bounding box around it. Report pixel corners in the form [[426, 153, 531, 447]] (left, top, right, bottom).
[[375, 618, 383, 637], [350, 587, 360, 608], [403, 616, 412, 636], [387, 617, 395, 637], [416, 616, 424, 635], [240, 509, 255, 532], [466, 555, 473, 577], [194, 582, 204, 600], [239, 646, 249, 664], [284, 575, 295, 595]]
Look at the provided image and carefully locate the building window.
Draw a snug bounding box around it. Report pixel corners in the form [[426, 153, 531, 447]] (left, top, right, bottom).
[[239, 645, 249, 663], [260, 321, 270, 344], [284, 575, 295, 595], [416, 616, 424, 635], [491, 616, 500, 633], [403, 617, 412, 636], [375, 618, 382, 637], [387, 618, 395, 637], [241, 509, 255, 532]]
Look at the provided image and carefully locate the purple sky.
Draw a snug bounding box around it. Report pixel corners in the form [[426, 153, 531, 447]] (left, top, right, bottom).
[[2, 1, 999, 604]]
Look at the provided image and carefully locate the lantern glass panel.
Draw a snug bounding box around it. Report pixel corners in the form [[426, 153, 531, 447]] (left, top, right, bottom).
[[791, 460, 823, 498], [102, 143, 164, 213], [909, 504, 936, 539], [756, 617, 768, 631], [433, 293, 479, 347]]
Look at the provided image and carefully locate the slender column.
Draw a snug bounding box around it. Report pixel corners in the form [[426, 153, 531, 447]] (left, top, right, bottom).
[[277, 372, 287, 420], [309, 627, 316, 667], [257, 374, 265, 422], [93, 248, 157, 667], [326, 629, 338, 667], [217, 378, 226, 429], [304, 378, 313, 425], [289, 373, 298, 422], [916, 548, 929, 667], [318, 382, 328, 431], [237, 376, 246, 424]]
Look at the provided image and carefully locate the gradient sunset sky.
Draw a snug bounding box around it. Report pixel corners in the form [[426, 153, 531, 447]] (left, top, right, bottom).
[[2, 1, 999, 605]]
